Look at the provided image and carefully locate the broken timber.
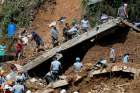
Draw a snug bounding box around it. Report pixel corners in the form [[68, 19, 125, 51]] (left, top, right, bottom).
[[122, 20, 140, 32], [23, 17, 140, 72], [89, 64, 140, 79]]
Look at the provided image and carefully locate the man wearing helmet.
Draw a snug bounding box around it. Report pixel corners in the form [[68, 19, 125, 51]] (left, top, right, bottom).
[[73, 57, 83, 76]]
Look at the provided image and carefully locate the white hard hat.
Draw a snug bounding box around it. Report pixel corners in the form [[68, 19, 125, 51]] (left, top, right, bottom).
[[124, 3, 128, 7], [76, 57, 80, 61], [73, 92, 79, 93], [60, 89, 67, 93], [26, 90, 32, 93]]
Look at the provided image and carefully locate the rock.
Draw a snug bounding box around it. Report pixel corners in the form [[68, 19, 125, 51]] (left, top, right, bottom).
[[30, 78, 38, 83], [35, 89, 54, 93], [26, 90, 32, 93], [52, 80, 69, 88], [59, 75, 67, 80]]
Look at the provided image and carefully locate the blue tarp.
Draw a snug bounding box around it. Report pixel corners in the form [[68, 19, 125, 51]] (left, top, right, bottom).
[[7, 23, 16, 38]]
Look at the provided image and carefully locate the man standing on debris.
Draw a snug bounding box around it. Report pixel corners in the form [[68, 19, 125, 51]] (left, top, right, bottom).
[[109, 47, 116, 63], [100, 11, 109, 23], [0, 70, 6, 91], [50, 24, 59, 47], [73, 57, 83, 76], [16, 72, 27, 82], [31, 31, 44, 52], [81, 16, 89, 32], [122, 53, 129, 64], [12, 80, 25, 93], [15, 39, 23, 60], [0, 42, 6, 62], [118, 3, 128, 19], [63, 23, 70, 41], [67, 24, 79, 39], [50, 57, 62, 81]]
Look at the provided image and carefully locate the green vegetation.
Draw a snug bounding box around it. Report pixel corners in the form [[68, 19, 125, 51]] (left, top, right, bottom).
[[0, 0, 45, 28], [0, 0, 45, 52], [81, 0, 140, 26]]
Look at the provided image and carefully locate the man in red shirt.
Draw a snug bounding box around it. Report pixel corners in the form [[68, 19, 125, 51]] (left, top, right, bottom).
[[15, 40, 23, 60]]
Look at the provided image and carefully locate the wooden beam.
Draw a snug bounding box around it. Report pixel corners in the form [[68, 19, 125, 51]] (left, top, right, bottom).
[[89, 64, 140, 77], [59, 18, 121, 51], [122, 20, 140, 32]]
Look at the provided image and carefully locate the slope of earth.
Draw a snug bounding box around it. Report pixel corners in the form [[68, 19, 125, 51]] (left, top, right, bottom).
[[9, 0, 82, 64], [65, 30, 140, 92], [82, 31, 140, 68], [32, 0, 82, 48]]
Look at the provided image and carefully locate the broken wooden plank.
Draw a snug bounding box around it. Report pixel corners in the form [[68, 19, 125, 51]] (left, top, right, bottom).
[[52, 80, 69, 88], [89, 64, 140, 77], [23, 48, 61, 71], [34, 89, 54, 93], [122, 20, 140, 32], [59, 18, 121, 51]]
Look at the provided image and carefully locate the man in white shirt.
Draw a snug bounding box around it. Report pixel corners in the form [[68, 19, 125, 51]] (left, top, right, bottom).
[[123, 53, 129, 64], [50, 57, 62, 81], [73, 57, 83, 76], [81, 16, 89, 32], [100, 11, 109, 23], [95, 58, 107, 68], [109, 48, 116, 63], [12, 80, 25, 93]]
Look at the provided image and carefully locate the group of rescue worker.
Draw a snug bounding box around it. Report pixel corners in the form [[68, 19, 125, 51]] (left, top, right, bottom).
[[0, 1, 137, 93]]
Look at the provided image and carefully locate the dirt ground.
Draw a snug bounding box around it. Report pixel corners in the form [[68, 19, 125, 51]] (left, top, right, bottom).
[[2, 0, 82, 64], [25, 0, 140, 92], [2, 0, 140, 93], [63, 30, 140, 93], [32, 0, 82, 48]]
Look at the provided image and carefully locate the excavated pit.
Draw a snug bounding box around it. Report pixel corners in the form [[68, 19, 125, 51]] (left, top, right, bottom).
[[28, 26, 129, 78], [26, 26, 140, 93]]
